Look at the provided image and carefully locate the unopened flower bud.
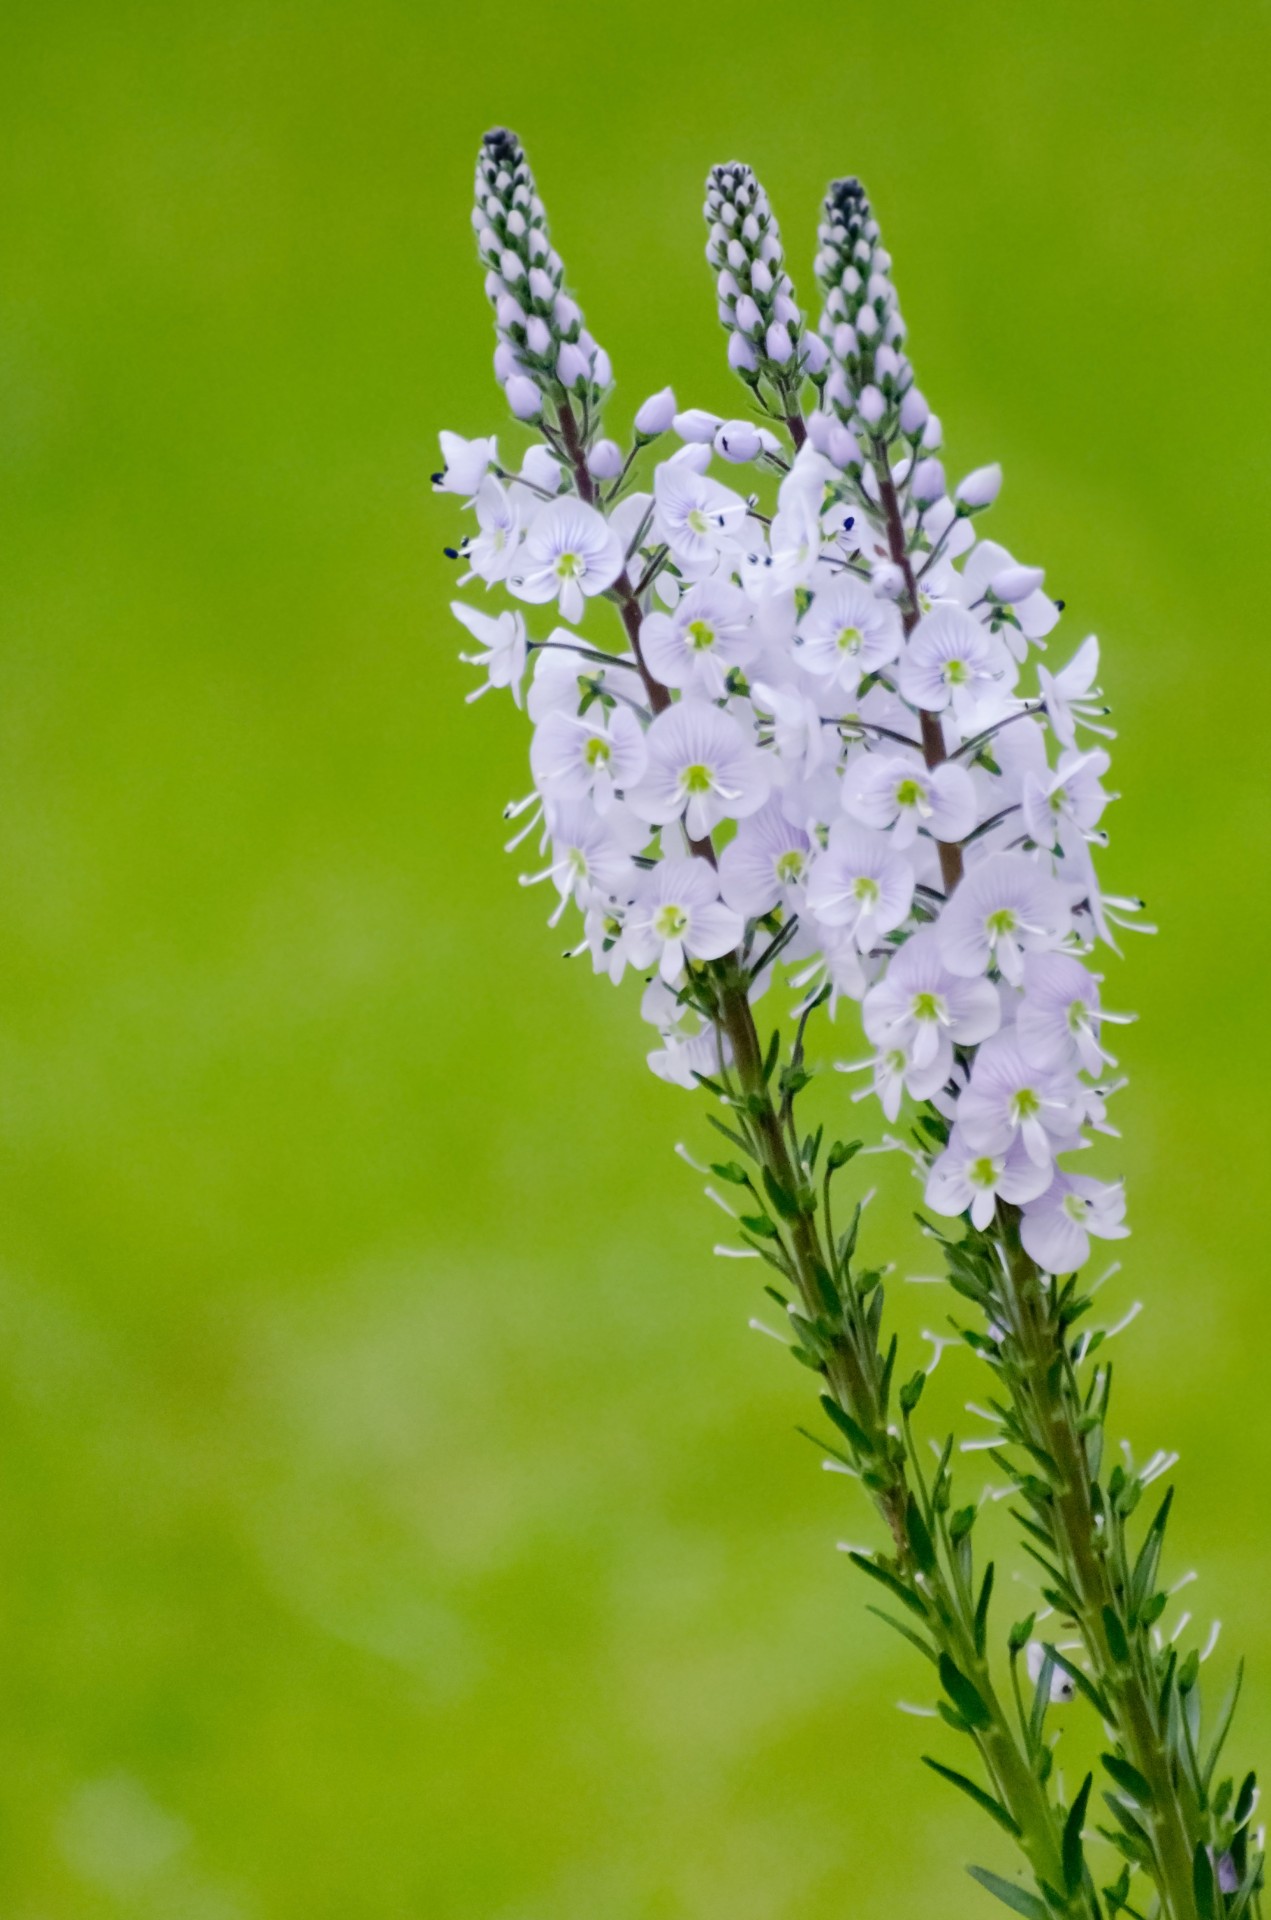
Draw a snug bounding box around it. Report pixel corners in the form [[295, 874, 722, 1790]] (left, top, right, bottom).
[[857, 385, 886, 427], [588, 438, 625, 479], [911, 457, 946, 506], [899, 387, 930, 435], [556, 341, 590, 389], [714, 420, 763, 463], [635, 386, 677, 437], [505, 373, 542, 419], [766, 321, 794, 364], [957, 462, 1003, 510], [727, 332, 759, 374], [802, 332, 829, 376]]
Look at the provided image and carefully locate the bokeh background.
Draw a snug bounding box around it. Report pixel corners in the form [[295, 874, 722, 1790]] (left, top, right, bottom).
[[3, 3, 1270, 1915]]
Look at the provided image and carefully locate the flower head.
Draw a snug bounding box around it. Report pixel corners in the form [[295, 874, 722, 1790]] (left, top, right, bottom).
[[509, 498, 624, 624], [633, 699, 770, 841], [806, 820, 915, 950], [626, 857, 744, 983], [938, 852, 1072, 985]]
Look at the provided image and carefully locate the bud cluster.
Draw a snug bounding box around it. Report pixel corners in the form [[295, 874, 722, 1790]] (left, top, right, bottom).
[[704, 162, 825, 418], [815, 176, 924, 452], [472, 127, 611, 422]]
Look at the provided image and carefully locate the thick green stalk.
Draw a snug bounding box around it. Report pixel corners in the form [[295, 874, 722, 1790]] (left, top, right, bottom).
[[994, 1224, 1202, 1920], [716, 976, 1084, 1911]]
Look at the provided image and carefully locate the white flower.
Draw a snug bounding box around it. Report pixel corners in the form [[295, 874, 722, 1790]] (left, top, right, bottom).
[[626, 857, 744, 982], [925, 1129, 1052, 1230], [842, 753, 977, 849], [797, 576, 902, 692], [633, 699, 769, 841], [1020, 1173, 1129, 1273], [640, 580, 756, 696], [938, 852, 1072, 984], [459, 475, 521, 585], [862, 926, 1000, 1074], [1021, 747, 1112, 851], [652, 455, 748, 568], [898, 603, 1015, 728], [752, 679, 831, 785], [528, 801, 639, 918], [955, 1033, 1084, 1168], [451, 600, 528, 704], [1017, 952, 1121, 1076], [509, 497, 624, 623], [649, 1026, 728, 1088], [530, 703, 648, 813], [434, 431, 497, 500], [718, 797, 812, 917], [1038, 635, 1113, 748], [805, 820, 915, 950]]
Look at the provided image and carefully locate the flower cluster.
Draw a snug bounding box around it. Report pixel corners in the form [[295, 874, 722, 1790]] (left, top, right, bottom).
[[440, 150, 1143, 1285]]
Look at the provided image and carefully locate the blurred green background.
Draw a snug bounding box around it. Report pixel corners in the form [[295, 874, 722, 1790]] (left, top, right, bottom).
[[2, 2, 1270, 1915]]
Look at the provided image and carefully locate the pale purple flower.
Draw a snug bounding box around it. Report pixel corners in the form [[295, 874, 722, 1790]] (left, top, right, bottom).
[[1022, 746, 1112, 851], [459, 475, 521, 586], [626, 856, 745, 982], [652, 456, 747, 568], [1038, 635, 1113, 749], [806, 821, 915, 951], [843, 753, 977, 849], [955, 1033, 1084, 1169], [718, 797, 812, 917], [1017, 951, 1121, 1075], [938, 852, 1073, 985], [509, 497, 624, 624], [797, 576, 902, 692], [530, 703, 648, 813], [433, 431, 497, 500], [1020, 1172, 1129, 1273], [862, 926, 1000, 1073], [633, 699, 770, 840], [898, 603, 1016, 728], [528, 801, 639, 918], [640, 580, 756, 696], [451, 600, 528, 704], [925, 1129, 1052, 1230]]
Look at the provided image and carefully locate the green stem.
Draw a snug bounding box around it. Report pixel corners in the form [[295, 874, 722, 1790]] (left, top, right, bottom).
[[997, 1222, 1201, 1920]]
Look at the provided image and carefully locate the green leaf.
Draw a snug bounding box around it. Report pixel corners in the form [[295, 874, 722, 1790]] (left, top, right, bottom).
[[864, 1604, 935, 1664], [847, 1552, 929, 1620], [1101, 1753, 1152, 1804], [1193, 1841, 1218, 1920], [826, 1139, 862, 1171], [1063, 1774, 1093, 1894], [709, 1160, 750, 1186], [973, 1563, 995, 1657], [965, 1865, 1051, 1920], [820, 1393, 875, 1456], [761, 1165, 800, 1220], [1130, 1486, 1173, 1617], [1203, 1660, 1244, 1789], [939, 1653, 992, 1730], [1101, 1605, 1130, 1666], [739, 1212, 780, 1240], [899, 1369, 927, 1414], [922, 1758, 1020, 1836], [1008, 1613, 1036, 1654], [906, 1495, 937, 1577]]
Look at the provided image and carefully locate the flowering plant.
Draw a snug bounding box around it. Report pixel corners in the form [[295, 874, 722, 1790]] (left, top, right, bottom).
[[435, 128, 1261, 1920]]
